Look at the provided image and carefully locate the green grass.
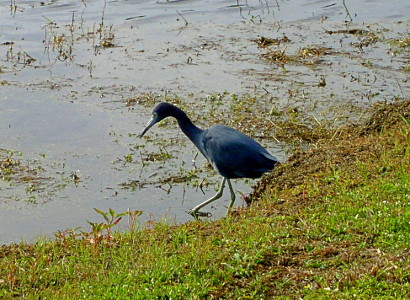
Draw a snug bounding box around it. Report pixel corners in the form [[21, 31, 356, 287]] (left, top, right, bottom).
[[1, 102, 409, 299]]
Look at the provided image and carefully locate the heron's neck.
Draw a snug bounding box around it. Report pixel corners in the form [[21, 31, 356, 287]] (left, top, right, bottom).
[[172, 107, 203, 145]]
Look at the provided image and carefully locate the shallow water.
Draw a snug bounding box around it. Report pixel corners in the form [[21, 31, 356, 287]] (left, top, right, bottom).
[[0, 0, 409, 243]]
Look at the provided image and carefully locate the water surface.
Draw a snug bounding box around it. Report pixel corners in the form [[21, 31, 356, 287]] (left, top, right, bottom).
[[0, 0, 409, 243]]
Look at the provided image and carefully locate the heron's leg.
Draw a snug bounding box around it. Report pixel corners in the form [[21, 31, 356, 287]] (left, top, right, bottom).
[[192, 151, 199, 166], [227, 178, 236, 208], [189, 177, 226, 218], [192, 151, 199, 162]]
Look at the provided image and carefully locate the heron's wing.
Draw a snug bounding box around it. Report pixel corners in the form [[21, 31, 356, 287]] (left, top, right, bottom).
[[201, 125, 277, 178]]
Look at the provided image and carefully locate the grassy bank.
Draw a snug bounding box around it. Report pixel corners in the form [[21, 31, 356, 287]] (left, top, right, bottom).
[[0, 101, 409, 299]]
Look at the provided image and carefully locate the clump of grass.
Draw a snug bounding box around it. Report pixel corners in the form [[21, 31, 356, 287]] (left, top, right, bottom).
[[261, 48, 293, 64], [0, 150, 44, 185], [42, 7, 116, 64], [124, 93, 160, 107], [252, 35, 290, 48], [124, 92, 184, 109], [0, 150, 21, 181], [388, 37, 410, 55], [299, 46, 333, 58], [261, 44, 340, 67]]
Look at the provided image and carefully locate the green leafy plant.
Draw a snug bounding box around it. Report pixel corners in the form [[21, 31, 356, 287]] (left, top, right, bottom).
[[86, 208, 128, 244]]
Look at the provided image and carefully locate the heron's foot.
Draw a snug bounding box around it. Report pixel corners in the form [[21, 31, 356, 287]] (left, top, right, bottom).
[[187, 209, 212, 219]]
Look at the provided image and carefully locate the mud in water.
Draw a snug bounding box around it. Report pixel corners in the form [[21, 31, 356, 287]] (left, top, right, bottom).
[[0, 0, 409, 243]]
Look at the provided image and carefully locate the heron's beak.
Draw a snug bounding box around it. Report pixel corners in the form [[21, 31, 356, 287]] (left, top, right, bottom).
[[140, 115, 159, 138]]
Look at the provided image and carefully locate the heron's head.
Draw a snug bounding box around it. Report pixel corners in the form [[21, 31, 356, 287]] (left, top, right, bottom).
[[140, 103, 177, 138]]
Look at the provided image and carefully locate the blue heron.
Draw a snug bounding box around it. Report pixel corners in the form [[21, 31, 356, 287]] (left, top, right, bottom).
[[140, 102, 278, 218]]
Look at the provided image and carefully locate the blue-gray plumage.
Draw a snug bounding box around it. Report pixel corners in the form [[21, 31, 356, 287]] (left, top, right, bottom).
[[140, 102, 278, 218]]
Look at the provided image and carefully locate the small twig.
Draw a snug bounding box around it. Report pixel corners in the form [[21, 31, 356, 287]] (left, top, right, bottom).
[[312, 115, 322, 126], [342, 0, 353, 22], [177, 10, 188, 26], [70, 11, 75, 45], [10, 0, 17, 17], [99, 0, 107, 38], [88, 60, 93, 77]]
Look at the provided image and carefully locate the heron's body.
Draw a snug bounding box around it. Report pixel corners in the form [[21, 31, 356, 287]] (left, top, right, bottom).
[[140, 102, 278, 218], [201, 125, 276, 178]]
